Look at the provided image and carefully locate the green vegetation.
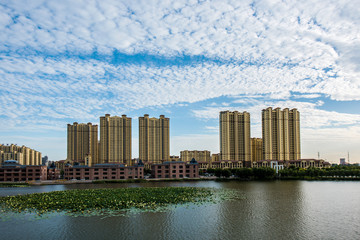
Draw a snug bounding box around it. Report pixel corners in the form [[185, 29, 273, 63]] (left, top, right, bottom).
[[203, 165, 360, 180], [0, 187, 217, 215], [0, 183, 29, 188], [206, 167, 276, 180], [93, 179, 147, 184], [279, 165, 360, 179]]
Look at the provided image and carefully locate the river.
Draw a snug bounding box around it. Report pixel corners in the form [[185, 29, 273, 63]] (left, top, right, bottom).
[[0, 181, 359, 240]]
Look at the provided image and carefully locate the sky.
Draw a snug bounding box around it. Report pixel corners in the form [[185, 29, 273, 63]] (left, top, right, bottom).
[[1, 0, 360, 163]]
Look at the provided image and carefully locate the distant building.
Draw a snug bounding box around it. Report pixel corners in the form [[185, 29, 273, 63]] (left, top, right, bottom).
[[42, 155, 49, 166], [211, 153, 220, 162], [64, 163, 144, 181], [151, 159, 199, 179], [100, 114, 131, 165], [251, 138, 263, 163], [67, 122, 98, 166], [0, 144, 42, 166], [139, 114, 170, 164], [180, 150, 211, 163], [340, 158, 347, 165], [170, 155, 180, 161], [262, 107, 300, 161], [219, 111, 251, 165]]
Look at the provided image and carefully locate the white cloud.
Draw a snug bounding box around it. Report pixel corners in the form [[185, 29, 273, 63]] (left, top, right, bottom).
[[1, 0, 360, 160]]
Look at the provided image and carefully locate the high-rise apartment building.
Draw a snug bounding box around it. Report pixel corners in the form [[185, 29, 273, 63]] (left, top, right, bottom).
[[180, 150, 211, 163], [219, 111, 251, 164], [262, 107, 300, 161], [139, 114, 169, 164], [0, 144, 42, 166], [100, 114, 131, 164], [251, 138, 263, 162], [67, 122, 98, 166]]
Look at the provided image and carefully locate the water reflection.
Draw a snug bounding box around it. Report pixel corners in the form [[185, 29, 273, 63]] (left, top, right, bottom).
[[1, 181, 359, 240]]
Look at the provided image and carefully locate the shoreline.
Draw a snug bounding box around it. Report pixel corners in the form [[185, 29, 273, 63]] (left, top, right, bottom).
[[1, 176, 360, 186]]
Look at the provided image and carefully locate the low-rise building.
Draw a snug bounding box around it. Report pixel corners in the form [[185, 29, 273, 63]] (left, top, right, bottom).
[[151, 159, 199, 179], [252, 159, 331, 169], [64, 163, 144, 180], [0, 160, 48, 182], [211, 160, 244, 169]]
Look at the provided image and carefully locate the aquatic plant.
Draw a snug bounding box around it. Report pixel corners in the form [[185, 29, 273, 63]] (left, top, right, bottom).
[[0, 187, 222, 215]]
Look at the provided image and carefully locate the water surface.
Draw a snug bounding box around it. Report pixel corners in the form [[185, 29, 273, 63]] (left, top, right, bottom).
[[0, 181, 359, 240]]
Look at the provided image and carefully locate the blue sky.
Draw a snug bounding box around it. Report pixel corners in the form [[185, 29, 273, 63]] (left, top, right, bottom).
[[1, 0, 360, 163]]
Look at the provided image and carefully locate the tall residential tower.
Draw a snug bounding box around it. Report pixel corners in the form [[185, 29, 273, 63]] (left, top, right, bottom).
[[220, 111, 251, 165], [139, 114, 169, 164], [262, 107, 300, 161], [100, 114, 131, 164], [67, 122, 98, 166]]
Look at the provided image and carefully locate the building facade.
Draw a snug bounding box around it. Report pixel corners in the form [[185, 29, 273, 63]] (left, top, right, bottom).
[[220, 111, 251, 165], [252, 159, 330, 169], [139, 114, 169, 164], [0, 160, 47, 182], [67, 122, 98, 166], [0, 144, 42, 166], [251, 138, 263, 163], [64, 163, 144, 180], [151, 160, 199, 179], [100, 114, 131, 165], [262, 107, 301, 161], [180, 150, 211, 163]]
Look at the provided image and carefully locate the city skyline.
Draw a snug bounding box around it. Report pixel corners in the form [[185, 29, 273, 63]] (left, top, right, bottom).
[[1, 1, 360, 163]]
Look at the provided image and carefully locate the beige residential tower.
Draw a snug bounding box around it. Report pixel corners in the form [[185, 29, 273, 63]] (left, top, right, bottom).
[[139, 114, 169, 164], [262, 107, 301, 161], [220, 111, 251, 165], [100, 114, 132, 164], [67, 122, 98, 166]]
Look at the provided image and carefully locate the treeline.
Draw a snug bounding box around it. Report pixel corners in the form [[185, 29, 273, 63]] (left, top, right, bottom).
[[203, 165, 360, 180], [205, 168, 276, 180], [279, 165, 360, 179]]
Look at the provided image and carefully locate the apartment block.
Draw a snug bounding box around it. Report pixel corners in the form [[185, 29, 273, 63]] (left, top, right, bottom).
[[0, 144, 42, 166], [100, 114, 131, 164], [139, 114, 169, 164], [220, 111, 251, 165], [181, 150, 211, 163], [67, 122, 98, 166], [251, 138, 263, 162], [262, 107, 301, 161]]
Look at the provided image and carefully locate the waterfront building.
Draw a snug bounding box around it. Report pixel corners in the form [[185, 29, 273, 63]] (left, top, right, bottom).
[[67, 122, 98, 166], [252, 159, 330, 169], [64, 163, 144, 181], [151, 159, 199, 179], [262, 107, 300, 161], [139, 114, 170, 164], [100, 114, 132, 165], [251, 138, 263, 162], [180, 150, 211, 163], [219, 111, 251, 165], [0, 144, 42, 166], [0, 160, 47, 181]]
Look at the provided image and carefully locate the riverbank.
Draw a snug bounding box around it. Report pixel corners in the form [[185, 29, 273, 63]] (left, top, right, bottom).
[[1, 175, 360, 186]]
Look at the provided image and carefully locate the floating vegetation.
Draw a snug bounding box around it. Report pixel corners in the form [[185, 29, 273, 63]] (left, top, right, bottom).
[[0, 187, 243, 217], [0, 183, 29, 188]]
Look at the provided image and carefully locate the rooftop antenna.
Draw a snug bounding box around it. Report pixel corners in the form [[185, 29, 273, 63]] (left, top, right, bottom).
[[318, 152, 320, 159]]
